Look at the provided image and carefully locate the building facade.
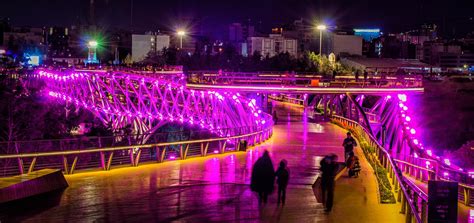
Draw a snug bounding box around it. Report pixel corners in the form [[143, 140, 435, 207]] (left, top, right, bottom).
[[326, 33, 363, 56], [422, 41, 461, 66], [438, 52, 474, 69], [247, 34, 297, 57], [132, 33, 170, 62]]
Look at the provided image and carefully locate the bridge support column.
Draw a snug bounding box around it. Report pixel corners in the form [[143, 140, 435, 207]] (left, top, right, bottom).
[[100, 151, 106, 170], [62, 156, 69, 174], [220, 141, 227, 154], [134, 149, 141, 166], [421, 200, 427, 223], [180, 145, 184, 159], [106, 152, 113, 170], [158, 147, 166, 163], [400, 193, 407, 214], [463, 188, 471, 205], [27, 157, 37, 174], [183, 144, 190, 159]]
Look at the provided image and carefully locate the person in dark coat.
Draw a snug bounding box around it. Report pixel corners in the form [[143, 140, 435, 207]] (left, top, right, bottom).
[[251, 150, 275, 205], [320, 154, 338, 212], [342, 132, 357, 161], [275, 159, 290, 205]]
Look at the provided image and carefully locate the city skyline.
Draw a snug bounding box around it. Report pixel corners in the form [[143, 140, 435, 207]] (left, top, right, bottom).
[[1, 0, 473, 38]]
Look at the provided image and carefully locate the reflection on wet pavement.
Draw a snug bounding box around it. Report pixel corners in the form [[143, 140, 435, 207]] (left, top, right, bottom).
[[4, 104, 350, 222]]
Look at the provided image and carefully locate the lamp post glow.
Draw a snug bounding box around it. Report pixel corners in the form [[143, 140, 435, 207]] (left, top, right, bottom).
[[177, 30, 186, 49], [316, 24, 327, 55], [87, 40, 99, 64]]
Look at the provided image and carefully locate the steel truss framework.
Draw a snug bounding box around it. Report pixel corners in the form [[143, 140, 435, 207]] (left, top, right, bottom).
[[312, 93, 470, 185], [37, 69, 273, 144]]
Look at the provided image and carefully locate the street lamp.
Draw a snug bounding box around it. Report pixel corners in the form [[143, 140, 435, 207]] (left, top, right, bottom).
[[87, 40, 99, 64], [88, 41, 98, 48], [316, 24, 327, 55], [177, 30, 186, 49]]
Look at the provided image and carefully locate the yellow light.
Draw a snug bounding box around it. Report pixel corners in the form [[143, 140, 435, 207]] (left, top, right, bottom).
[[88, 41, 98, 47], [316, 24, 327, 30], [177, 30, 186, 36]]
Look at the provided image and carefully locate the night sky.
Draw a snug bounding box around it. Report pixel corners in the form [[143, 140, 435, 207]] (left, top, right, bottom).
[[1, 0, 473, 38]]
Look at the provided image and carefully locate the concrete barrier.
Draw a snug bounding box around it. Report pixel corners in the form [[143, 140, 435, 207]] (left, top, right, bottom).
[[0, 169, 68, 204]]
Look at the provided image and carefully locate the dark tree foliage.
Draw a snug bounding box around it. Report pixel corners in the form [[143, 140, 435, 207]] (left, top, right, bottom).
[[0, 78, 91, 145]]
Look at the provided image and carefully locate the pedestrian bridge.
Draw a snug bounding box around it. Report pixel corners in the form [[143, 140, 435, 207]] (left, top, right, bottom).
[[0, 68, 472, 223], [187, 71, 424, 94]]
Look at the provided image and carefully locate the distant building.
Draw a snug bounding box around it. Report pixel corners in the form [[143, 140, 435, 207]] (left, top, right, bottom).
[[326, 33, 363, 56], [438, 52, 474, 70], [132, 33, 170, 62], [354, 29, 381, 42], [3, 27, 45, 49], [46, 27, 72, 58], [271, 19, 318, 54], [340, 57, 438, 74], [393, 24, 438, 60], [229, 22, 255, 56], [422, 41, 461, 66], [247, 34, 297, 57], [229, 23, 243, 42]]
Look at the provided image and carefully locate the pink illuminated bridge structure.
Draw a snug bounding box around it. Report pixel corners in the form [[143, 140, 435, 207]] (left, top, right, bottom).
[[0, 68, 273, 177], [1, 68, 472, 223], [187, 71, 424, 94]]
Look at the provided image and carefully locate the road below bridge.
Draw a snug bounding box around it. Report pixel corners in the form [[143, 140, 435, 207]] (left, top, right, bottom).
[[1, 103, 404, 222]]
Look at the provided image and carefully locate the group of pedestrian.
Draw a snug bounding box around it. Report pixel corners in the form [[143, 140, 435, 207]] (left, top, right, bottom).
[[250, 150, 289, 206], [249, 132, 361, 212]]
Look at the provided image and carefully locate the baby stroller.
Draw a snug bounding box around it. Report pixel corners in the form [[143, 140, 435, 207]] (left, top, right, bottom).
[[346, 152, 361, 177]]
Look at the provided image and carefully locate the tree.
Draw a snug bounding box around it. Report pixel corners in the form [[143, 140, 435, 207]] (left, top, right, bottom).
[[141, 51, 165, 66], [445, 141, 474, 170]]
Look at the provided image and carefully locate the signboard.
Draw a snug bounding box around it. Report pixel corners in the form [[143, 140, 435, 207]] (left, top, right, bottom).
[[428, 180, 458, 223]]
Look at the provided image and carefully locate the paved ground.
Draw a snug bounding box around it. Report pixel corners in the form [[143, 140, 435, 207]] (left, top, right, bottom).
[[1, 103, 406, 222]]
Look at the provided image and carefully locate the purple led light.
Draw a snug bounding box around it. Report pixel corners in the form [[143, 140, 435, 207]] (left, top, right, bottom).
[[443, 159, 451, 166], [410, 128, 416, 134], [39, 68, 274, 153], [397, 94, 407, 102]]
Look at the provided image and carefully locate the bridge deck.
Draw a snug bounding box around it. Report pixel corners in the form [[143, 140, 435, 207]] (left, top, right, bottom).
[[187, 83, 424, 94], [1, 104, 404, 222]]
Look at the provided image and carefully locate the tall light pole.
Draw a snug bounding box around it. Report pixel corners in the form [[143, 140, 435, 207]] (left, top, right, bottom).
[[316, 24, 327, 55], [177, 30, 186, 49], [87, 40, 99, 64]]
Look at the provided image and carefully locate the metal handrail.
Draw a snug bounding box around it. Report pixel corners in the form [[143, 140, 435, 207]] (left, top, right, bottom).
[[393, 159, 436, 173], [0, 128, 267, 159], [0, 125, 266, 147], [332, 115, 423, 223]]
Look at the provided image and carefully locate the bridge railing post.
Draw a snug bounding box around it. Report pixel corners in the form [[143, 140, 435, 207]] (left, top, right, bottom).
[[421, 200, 427, 223], [464, 187, 471, 206]]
